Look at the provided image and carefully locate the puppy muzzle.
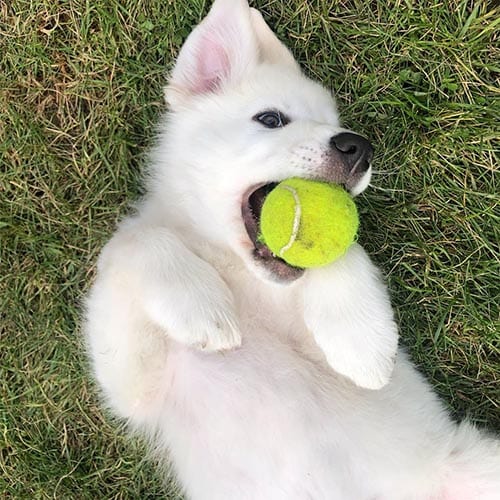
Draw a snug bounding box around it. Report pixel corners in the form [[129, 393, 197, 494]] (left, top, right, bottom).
[[323, 132, 374, 191]]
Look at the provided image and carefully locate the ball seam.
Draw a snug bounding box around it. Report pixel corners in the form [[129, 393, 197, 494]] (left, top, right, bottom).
[[278, 185, 301, 259]]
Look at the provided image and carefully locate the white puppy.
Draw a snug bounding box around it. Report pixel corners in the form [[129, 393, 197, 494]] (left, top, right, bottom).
[[84, 0, 499, 498]]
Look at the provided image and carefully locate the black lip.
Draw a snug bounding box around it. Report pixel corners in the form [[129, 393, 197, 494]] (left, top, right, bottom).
[[242, 183, 267, 246], [242, 183, 276, 244], [241, 183, 305, 283]]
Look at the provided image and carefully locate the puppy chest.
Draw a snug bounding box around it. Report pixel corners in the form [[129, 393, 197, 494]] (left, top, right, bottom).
[[231, 280, 306, 338]]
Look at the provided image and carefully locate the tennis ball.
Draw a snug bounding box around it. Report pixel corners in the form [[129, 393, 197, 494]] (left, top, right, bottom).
[[259, 178, 358, 268]]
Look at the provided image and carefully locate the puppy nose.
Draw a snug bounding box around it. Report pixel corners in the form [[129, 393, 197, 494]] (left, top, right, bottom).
[[330, 132, 374, 174]]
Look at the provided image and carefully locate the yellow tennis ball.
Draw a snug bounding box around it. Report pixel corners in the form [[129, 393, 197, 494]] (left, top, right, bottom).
[[259, 178, 359, 268]]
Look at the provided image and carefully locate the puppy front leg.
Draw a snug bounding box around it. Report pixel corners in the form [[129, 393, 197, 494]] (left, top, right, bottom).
[[85, 223, 240, 421], [302, 243, 398, 389]]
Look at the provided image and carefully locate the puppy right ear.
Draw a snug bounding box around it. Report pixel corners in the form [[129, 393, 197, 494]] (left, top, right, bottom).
[[249, 8, 300, 71], [165, 0, 259, 109]]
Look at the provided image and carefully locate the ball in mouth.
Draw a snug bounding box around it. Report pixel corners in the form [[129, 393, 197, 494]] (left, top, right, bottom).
[[241, 183, 304, 282]]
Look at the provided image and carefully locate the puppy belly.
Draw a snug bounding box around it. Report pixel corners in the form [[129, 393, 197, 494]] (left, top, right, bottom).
[[159, 336, 355, 499], [156, 335, 451, 500]]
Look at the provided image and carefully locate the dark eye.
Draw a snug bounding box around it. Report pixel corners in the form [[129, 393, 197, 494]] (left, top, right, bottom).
[[253, 110, 289, 129]]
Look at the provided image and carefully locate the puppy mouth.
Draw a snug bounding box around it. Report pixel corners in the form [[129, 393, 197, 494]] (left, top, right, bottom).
[[242, 183, 305, 282]]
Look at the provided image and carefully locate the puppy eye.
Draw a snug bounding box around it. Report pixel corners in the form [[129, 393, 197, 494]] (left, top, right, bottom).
[[253, 110, 289, 129]]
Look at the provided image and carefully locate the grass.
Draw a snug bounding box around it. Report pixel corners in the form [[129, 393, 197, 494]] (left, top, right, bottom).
[[1, 0, 498, 497]]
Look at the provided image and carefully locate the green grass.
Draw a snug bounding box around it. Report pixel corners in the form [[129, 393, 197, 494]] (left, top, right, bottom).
[[1, 0, 498, 497]]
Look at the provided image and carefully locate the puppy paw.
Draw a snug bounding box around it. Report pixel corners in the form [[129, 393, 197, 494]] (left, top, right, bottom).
[[308, 315, 397, 390], [176, 303, 242, 352], [303, 244, 399, 389], [142, 266, 242, 353]]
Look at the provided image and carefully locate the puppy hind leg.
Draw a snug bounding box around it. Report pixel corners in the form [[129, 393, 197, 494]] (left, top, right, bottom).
[[437, 422, 500, 500]]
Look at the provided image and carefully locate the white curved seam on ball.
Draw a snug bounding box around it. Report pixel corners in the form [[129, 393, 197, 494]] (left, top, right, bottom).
[[278, 185, 301, 258]]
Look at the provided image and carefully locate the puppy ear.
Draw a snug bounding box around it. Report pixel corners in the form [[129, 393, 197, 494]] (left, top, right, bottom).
[[165, 0, 258, 108], [249, 8, 300, 71]]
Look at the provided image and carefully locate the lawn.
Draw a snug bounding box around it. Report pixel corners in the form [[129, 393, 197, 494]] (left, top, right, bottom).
[[1, 0, 498, 497]]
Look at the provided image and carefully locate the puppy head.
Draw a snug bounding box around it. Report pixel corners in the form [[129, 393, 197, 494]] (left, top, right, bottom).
[[159, 0, 373, 283]]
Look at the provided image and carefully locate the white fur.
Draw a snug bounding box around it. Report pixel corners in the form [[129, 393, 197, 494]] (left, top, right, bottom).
[[84, 0, 500, 498]]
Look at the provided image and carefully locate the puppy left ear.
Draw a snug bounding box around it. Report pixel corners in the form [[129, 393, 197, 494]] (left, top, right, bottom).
[[165, 0, 259, 109]]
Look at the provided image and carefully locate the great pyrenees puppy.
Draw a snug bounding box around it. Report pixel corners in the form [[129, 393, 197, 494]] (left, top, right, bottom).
[[84, 0, 499, 498]]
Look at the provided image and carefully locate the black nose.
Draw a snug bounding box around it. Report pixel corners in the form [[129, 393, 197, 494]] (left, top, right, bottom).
[[330, 132, 374, 174]]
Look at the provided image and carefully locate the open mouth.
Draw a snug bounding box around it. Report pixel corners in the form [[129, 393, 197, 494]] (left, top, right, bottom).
[[242, 183, 305, 282]]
